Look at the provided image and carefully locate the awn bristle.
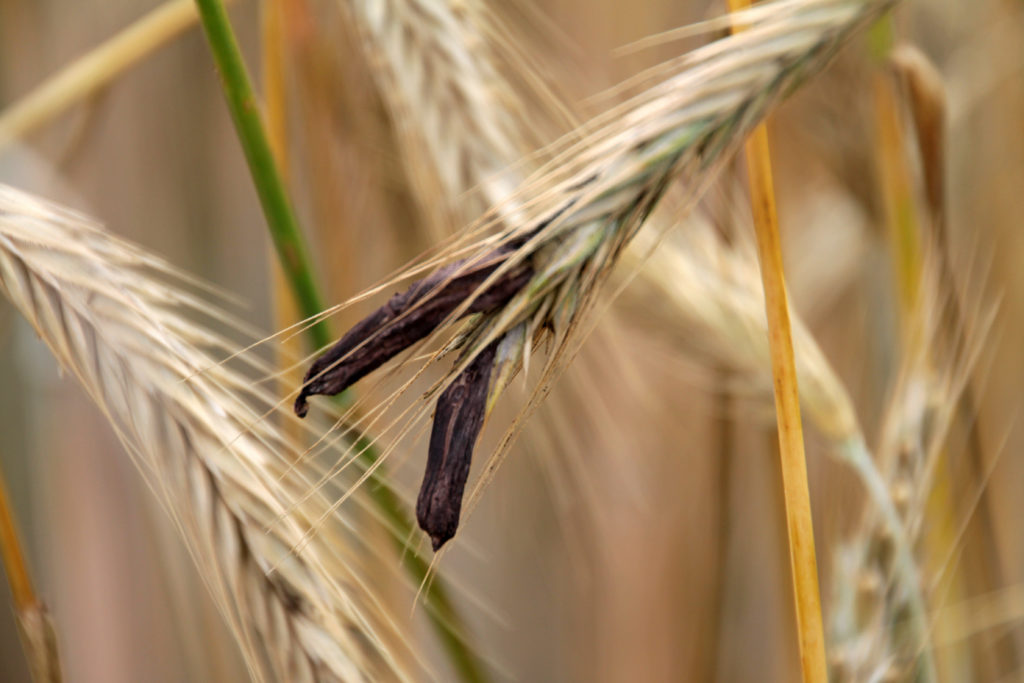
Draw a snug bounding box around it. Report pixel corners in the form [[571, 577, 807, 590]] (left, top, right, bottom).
[[0, 184, 414, 683], [340, 0, 865, 448], [318, 0, 894, 528]]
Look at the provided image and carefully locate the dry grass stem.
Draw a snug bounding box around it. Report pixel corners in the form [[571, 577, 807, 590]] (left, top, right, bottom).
[[0, 459, 62, 682], [874, 61, 922, 317], [726, 1, 825, 677], [890, 45, 946, 226], [262, 0, 306, 433], [0, 0, 220, 150]]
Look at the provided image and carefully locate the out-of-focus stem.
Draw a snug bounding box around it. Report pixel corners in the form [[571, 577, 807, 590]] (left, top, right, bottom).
[[873, 72, 922, 319], [0, 475, 32, 615], [877, 34, 1012, 680], [726, 2, 827, 680], [262, 0, 305, 437], [0, 462, 62, 682], [0, 0, 216, 150]]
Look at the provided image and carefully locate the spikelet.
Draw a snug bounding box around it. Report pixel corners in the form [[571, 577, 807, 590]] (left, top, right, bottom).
[[438, 0, 900, 392], [339, 0, 866, 445], [342, 0, 525, 236], [299, 0, 897, 544], [827, 246, 993, 682], [0, 184, 413, 682]]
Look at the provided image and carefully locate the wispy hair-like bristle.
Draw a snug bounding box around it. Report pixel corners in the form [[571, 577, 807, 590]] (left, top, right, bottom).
[[298, 0, 897, 549], [0, 184, 415, 682]]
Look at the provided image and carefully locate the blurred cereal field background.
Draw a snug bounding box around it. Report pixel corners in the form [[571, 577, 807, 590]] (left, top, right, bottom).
[[1, 0, 1023, 681]]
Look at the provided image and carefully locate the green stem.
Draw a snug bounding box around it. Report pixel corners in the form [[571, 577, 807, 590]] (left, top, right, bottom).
[[193, 3, 487, 680], [193, 0, 330, 350], [357, 434, 487, 683]]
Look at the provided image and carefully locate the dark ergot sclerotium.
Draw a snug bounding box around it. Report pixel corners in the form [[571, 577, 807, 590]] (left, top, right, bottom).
[[295, 245, 532, 549], [417, 341, 498, 550]]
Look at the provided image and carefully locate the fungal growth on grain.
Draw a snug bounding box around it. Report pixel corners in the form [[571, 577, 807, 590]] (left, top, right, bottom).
[[0, 0, 1018, 681]]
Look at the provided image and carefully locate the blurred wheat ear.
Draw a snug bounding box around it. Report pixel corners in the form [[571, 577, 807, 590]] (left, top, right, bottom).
[[0, 184, 416, 683], [829, 241, 997, 680]]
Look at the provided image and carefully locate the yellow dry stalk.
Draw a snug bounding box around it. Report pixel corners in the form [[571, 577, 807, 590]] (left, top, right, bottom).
[[726, 1, 826, 680], [0, 462, 62, 681], [0, 0, 230, 149], [263, 0, 307, 438], [874, 68, 924, 322]]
